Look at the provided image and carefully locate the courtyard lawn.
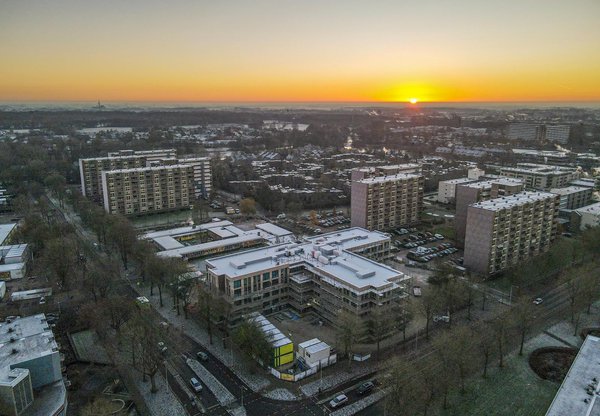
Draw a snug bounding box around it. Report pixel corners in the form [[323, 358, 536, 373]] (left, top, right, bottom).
[[437, 348, 559, 416]]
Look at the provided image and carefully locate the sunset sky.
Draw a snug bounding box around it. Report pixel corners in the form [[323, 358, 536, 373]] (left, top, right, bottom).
[[1, 0, 599, 103]]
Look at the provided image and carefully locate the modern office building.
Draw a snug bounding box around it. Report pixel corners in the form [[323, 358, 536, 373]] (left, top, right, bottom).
[[437, 177, 477, 204], [0, 314, 67, 416], [550, 186, 592, 210], [545, 335, 600, 416], [464, 191, 559, 275], [101, 164, 195, 216], [498, 163, 580, 190], [351, 172, 424, 231], [455, 178, 524, 246], [205, 228, 407, 325]]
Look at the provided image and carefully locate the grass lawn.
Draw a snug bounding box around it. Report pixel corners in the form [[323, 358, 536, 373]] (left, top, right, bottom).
[[427, 223, 456, 241], [436, 349, 559, 416]]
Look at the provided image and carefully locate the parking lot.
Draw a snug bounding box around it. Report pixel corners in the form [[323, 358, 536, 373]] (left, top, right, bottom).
[[277, 210, 352, 236]]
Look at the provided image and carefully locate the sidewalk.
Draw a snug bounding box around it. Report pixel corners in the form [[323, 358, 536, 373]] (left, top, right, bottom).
[[133, 370, 187, 416]]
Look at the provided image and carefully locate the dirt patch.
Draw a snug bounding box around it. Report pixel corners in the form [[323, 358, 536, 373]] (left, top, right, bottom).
[[529, 347, 577, 383]]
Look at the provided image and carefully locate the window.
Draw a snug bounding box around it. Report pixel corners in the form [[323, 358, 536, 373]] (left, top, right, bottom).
[[272, 270, 279, 278], [262, 273, 270, 281], [233, 280, 241, 289]]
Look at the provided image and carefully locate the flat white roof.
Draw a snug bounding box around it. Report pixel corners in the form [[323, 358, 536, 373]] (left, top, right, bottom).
[[471, 191, 557, 211], [255, 223, 293, 237], [550, 186, 591, 196], [576, 202, 600, 216], [439, 177, 477, 185], [207, 230, 405, 292], [143, 220, 234, 240], [0, 314, 59, 384], [158, 234, 265, 258], [0, 223, 16, 245], [304, 227, 389, 251], [545, 335, 600, 416], [357, 172, 421, 184]]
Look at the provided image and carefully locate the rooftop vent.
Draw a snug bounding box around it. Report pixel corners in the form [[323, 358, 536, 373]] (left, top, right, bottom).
[[11, 348, 17, 354]]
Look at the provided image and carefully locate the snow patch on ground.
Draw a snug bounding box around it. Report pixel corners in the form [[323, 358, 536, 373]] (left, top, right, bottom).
[[187, 358, 237, 407], [262, 388, 300, 401], [134, 372, 187, 416]]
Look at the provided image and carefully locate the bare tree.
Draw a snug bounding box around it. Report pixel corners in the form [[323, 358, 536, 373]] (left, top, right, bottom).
[[414, 287, 440, 339], [511, 296, 536, 356], [335, 310, 364, 369], [366, 310, 393, 361], [474, 321, 495, 378]]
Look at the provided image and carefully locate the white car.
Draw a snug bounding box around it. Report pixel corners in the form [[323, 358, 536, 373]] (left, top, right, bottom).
[[329, 394, 348, 408], [533, 297, 544, 305], [190, 377, 202, 392]]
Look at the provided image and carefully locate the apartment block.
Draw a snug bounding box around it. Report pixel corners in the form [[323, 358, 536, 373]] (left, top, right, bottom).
[[0, 314, 66, 416], [464, 191, 559, 275], [351, 173, 424, 231], [79, 149, 176, 201], [455, 178, 524, 246], [499, 163, 580, 190], [507, 123, 541, 141], [351, 163, 421, 181], [571, 202, 600, 231], [549, 186, 592, 210], [544, 125, 570, 144], [437, 177, 477, 204], [101, 165, 195, 216], [205, 228, 406, 325]]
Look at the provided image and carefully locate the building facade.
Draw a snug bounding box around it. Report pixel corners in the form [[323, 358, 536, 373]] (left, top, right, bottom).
[[455, 178, 524, 246], [205, 228, 407, 325], [498, 164, 580, 190], [101, 165, 195, 216], [351, 172, 424, 231], [0, 314, 66, 416], [464, 191, 560, 275], [549, 186, 592, 210], [437, 177, 477, 204]]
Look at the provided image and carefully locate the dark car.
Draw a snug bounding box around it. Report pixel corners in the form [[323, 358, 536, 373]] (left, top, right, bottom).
[[357, 381, 375, 395]]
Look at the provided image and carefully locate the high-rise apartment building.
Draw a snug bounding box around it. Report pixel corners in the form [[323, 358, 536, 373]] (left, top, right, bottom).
[[544, 125, 570, 144], [351, 163, 421, 181], [498, 164, 580, 190], [79, 149, 212, 214], [455, 178, 524, 246], [507, 123, 541, 141], [464, 191, 559, 275], [101, 165, 195, 216], [79, 149, 176, 202], [351, 172, 424, 231]]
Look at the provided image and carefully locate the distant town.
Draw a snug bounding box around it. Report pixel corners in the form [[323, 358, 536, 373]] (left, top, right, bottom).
[[0, 104, 599, 416]]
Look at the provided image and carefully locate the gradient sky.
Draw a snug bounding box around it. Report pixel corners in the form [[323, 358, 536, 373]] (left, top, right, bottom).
[[1, 0, 600, 102]]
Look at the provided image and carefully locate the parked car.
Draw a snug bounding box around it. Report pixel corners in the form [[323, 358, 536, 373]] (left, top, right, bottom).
[[412, 286, 422, 297], [158, 342, 167, 354], [329, 394, 348, 408], [533, 297, 544, 305], [190, 377, 203, 392], [196, 351, 209, 361], [433, 315, 450, 323], [357, 381, 375, 395]]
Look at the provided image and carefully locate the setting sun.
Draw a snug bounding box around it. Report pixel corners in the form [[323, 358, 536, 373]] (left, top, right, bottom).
[[409, 98, 418, 104]]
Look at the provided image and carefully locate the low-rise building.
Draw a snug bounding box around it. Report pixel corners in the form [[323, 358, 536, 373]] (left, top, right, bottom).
[[0, 224, 17, 246], [464, 191, 559, 275], [0, 244, 28, 280], [0, 314, 67, 416], [248, 314, 294, 368], [571, 202, 600, 231], [545, 335, 600, 416], [205, 228, 408, 325], [498, 163, 580, 190], [437, 178, 477, 204], [549, 186, 592, 210]]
